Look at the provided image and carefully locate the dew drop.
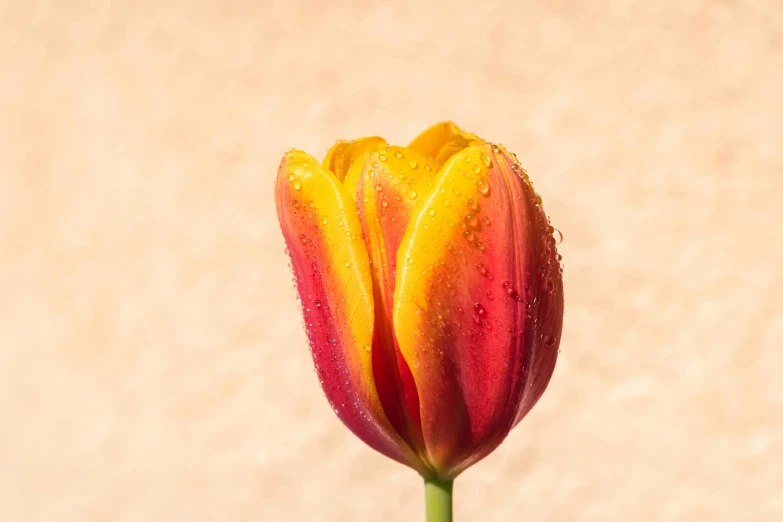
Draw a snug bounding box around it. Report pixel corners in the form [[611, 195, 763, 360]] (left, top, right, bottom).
[[375, 184, 384, 191], [463, 230, 476, 243], [476, 179, 490, 196], [379, 154, 387, 162], [465, 214, 479, 229], [395, 151, 404, 159], [544, 280, 554, 293], [472, 164, 481, 175], [314, 299, 322, 309], [473, 315, 482, 326], [473, 303, 486, 317], [293, 180, 302, 190], [534, 195, 542, 205], [364, 344, 371, 352], [302, 161, 309, 168], [467, 198, 478, 211], [477, 263, 488, 277], [408, 190, 418, 200], [424, 164, 432, 171], [544, 335, 555, 346], [344, 261, 351, 268], [408, 160, 418, 169], [486, 291, 494, 300], [503, 281, 520, 300], [322, 217, 329, 225], [287, 173, 296, 182], [428, 209, 436, 216], [293, 200, 300, 209], [382, 199, 389, 208], [481, 216, 491, 226], [481, 154, 492, 167], [553, 228, 563, 245]]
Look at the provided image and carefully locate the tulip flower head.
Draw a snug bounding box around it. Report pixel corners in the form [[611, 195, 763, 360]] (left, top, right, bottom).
[[275, 122, 564, 492]]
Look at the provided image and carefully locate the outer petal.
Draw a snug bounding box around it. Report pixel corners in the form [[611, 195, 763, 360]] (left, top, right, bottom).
[[275, 150, 425, 474], [323, 136, 387, 182], [393, 144, 563, 477], [408, 121, 479, 165], [351, 147, 440, 464]]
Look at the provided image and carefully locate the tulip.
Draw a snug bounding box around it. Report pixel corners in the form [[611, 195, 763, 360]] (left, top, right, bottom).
[[275, 122, 564, 521]]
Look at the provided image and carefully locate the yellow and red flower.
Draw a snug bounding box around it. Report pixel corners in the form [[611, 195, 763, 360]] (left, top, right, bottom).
[[275, 122, 563, 479]]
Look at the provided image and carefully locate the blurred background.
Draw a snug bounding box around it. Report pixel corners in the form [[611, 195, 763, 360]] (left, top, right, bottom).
[[1, 1, 781, 521]]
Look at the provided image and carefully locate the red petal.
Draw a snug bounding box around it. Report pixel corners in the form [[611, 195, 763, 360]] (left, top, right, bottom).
[[393, 144, 564, 477]]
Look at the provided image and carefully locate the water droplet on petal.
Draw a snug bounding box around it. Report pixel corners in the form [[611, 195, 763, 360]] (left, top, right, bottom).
[[476, 179, 490, 196], [473, 303, 486, 317], [344, 261, 351, 267], [408, 160, 418, 169], [293, 200, 300, 209], [465, 214, 479, 229], [553, 228, 563, 245], [481, 154, 492, 167], [293, 180, 302, 190], [408, 190, 417, 199], [287, 173, 296, 182], [379, 153, 387, 162], [467, 198, 478, 211], [375, 184, 383, 192], [477, 263, 488, 277], [395, 151, 404, 159]]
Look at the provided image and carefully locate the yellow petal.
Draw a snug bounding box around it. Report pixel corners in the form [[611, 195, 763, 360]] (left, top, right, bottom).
[[275, 150, 426, 473], [323, 136, 388, 182], [408, 121, 479, 165]]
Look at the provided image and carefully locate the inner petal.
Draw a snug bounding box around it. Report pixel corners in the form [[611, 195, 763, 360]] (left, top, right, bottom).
[[408, 121, 479, 165], [352, 145, 440, 461], [323, 136, 387, 182]]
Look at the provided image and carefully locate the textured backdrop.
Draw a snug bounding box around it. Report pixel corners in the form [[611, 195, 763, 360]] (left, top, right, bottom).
[[1, 1, 781, 521]]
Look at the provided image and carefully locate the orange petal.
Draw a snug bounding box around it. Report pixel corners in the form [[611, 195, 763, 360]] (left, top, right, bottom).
[[323, 137, 388, 182], [393, 144, 563, 477], [275, 150, 426, 474], [351, 146, 440, 464], [408, 121, 479, 165]]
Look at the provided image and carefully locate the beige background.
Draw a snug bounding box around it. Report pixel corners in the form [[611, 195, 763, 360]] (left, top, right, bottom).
[[1, 1, 781, 520]]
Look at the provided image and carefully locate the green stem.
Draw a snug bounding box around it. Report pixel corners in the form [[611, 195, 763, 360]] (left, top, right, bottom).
[[424, 477, 453, 522]]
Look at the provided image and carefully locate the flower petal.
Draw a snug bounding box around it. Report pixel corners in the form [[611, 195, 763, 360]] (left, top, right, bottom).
[[393, 144, 563, 477], [323, 137, 388, 182], [351, 146, 440, 464], [275, 150, 425, 473], [408, 121, 479, 165]]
